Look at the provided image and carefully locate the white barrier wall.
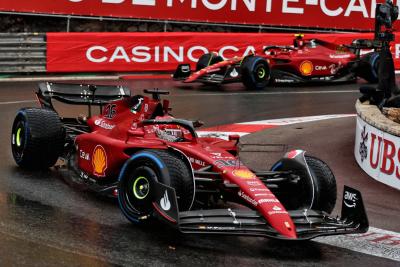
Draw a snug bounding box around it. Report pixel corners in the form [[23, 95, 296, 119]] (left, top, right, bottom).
[[355, 116, 400, 190]]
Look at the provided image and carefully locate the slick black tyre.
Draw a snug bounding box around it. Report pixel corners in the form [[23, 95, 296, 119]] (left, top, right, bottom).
[[359, 52, 380, 83], [11, 108, 65, 169], [118, 150, 194, 224], [196, 53, 223, 71], [275, 156, 337, 214], [240, 56, 270, 90]]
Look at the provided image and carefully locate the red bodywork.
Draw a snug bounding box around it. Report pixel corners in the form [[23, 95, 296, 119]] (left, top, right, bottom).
[[184, 38, 357, 83], [74, 95, 297, 238]]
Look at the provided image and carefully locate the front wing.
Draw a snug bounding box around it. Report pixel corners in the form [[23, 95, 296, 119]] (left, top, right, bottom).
[[173, 64, 242, 85], [152, 182, 369, 240]]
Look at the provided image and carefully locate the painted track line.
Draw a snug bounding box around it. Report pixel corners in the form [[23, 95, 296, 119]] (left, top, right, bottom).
[[0, 100, 36, 105], [315, 227, 400, 262], [174, 89, 359, 97]]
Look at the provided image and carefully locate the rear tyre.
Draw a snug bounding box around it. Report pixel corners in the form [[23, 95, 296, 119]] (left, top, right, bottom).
[[240, 56, 270, 90], [358, 52, 380, 83], [118, 150, 194, 224], [274, 156, 337, 214], [11, 108, 65, 169], [196, 53, 223, 71]]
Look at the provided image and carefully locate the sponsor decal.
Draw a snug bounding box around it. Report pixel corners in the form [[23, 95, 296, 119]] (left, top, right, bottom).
[[246, 181, 262, 186], [250, 188, 269, 192], [359, 125, 368, 162], [4, 1, 392, 32], [273, 205, 282, 211], [160, 190, 171, 211], [189, 157, 206, 167], [210, 152, 231, 159], [315, 65, 327, 71], [215, 159, 241, 168], [255, 193, 273, 196], [232, 169, 256, 179], [268, 210, 288, 215], [131, 97, 144, 114], [275, 78, 295, 83], [238, 190, 258, 206], [94, 119, 115, 130], [104, 104, 117, 119], [355, 117, 400, 190], [344, 191, 358, 208], [258, 198, 279, 204], [206, 68, 221, 73], [92, 145, 108, 177], [79, 149, 90, 161], [229, 68, 239, 78], [299, 60, 313, 76], [329, 54, 352, 59], [203, 226, 236, 231]]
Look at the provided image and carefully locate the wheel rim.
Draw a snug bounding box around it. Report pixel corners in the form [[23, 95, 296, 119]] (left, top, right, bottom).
[[257, 67, 266, 79], [11, 120, 26, 161], [132, 176, 150, 200], [123, 165, 157, 215], [16, 128, 22, 147]]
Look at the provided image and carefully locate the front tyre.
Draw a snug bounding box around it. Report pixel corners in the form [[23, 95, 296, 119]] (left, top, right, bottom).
[[240, 56, 270, 90], [275, 156, 337, 214], [11, 108, 65, 169], [118, 150, 194, 224], [358, 52, 380, 83]]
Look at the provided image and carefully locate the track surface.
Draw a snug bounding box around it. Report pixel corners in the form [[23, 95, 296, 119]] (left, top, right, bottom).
[[0, 79, 399, 266]]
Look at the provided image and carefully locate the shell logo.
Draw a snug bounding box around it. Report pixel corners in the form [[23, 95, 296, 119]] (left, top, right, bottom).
[[299, 60, 313, 76], [232, 169, 256, 179], [92, 145, 107, 177]]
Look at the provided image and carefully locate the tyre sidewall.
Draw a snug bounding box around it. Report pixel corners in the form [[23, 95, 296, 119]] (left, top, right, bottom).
[[117, 151, 170, 224]]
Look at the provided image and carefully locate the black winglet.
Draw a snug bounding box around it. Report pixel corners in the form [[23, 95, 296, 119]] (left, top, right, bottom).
[[341, 186, 369, 233]]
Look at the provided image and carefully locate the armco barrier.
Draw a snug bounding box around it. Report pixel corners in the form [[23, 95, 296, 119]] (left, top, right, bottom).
[[355, 100, 400, 191], [0, 33, 46, 73]]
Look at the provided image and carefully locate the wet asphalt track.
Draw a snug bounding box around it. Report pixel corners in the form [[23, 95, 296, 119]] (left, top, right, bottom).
[[0, 78, 399, 266]]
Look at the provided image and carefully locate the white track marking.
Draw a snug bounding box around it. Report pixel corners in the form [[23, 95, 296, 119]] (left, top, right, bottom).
[[198, 114, 356, 140], [238, 114, 356, 125], [174, 90, 359, 97], [0, 100, 36, 105], [315, 227, 400, 262]]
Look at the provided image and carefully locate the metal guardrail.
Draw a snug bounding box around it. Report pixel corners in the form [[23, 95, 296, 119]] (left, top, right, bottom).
[[0, 33, 46, 73]]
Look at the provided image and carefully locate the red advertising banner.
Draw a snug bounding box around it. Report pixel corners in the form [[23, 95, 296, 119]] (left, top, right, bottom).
[[46, 32, 400, 72], [1, 0, 399, 31]]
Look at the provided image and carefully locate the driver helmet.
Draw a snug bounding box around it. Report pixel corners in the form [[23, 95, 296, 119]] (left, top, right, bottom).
[[293, 34, 305, 48]]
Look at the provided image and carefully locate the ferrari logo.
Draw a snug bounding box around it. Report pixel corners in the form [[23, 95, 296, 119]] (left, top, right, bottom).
[[92, 145, 107, 177]]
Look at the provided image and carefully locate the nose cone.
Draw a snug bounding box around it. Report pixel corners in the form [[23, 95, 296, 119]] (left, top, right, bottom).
[[267, 213, 297, 239]]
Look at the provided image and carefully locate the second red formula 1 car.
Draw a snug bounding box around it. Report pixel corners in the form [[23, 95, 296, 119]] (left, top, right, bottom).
[[173, 35, 380, 90], [11, 84, 368, 240]]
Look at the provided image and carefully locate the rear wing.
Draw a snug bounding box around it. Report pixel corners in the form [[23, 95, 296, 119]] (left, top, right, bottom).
[[36, 82, 131, 109]]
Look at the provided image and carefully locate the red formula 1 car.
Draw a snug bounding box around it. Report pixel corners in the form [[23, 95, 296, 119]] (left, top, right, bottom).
[[173, 35, 380, 90], [11, 83, 368, 240]]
